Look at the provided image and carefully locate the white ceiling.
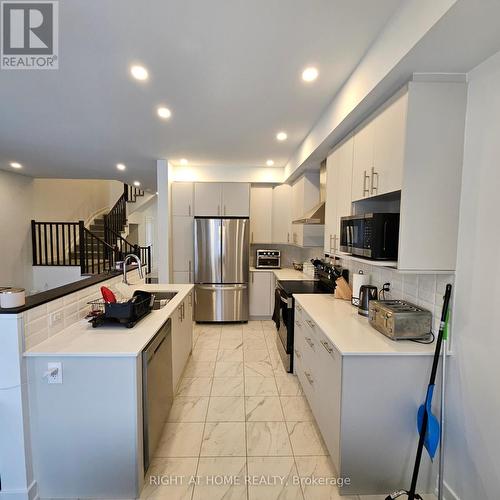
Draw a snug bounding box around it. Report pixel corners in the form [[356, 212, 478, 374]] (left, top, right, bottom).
[[0, 0, 402, 189]]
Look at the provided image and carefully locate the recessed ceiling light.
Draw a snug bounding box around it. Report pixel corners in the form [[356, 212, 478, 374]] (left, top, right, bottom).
[[116, 163, 126, 171], [156, 191, 159, 195], [130, 65, 148, 81], [133, 181, 141, 187], [302, 66, 319, 82], [266, 159, 275, 167], [10, 162, 22, 169], [179, 158, 188, 165], [276, 132, 287, 141], [157, 107, 172, 119]]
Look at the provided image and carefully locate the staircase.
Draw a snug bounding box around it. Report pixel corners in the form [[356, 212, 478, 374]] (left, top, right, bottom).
[[32, 183, 151, 276]]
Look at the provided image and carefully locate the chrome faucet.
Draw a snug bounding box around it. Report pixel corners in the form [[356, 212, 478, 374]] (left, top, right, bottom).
[[122, 254, 144, 284]]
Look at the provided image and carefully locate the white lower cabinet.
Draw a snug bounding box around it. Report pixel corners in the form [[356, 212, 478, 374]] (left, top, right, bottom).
[[249, 271, 273, 318], [171, 293, 193, 391]]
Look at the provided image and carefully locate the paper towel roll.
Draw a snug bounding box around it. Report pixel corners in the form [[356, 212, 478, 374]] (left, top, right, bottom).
[[351, 271, 370, 306]]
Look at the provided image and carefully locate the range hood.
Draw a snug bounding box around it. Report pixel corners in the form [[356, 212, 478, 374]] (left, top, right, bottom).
[[292, 161, 326, 225]]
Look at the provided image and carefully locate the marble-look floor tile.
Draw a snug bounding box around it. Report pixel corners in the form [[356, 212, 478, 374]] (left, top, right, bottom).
[[244, 349, 270, 362], [243, 321, 263, 331], [214, 361, 244, 377], [141, 457, 198, 499], [280, 397, 313, 421], [207, 397, 245, 422], [211, 377, 244, 397], [193, 457, 247, 500], [154, 423, 204, 457], [294, 456, 356, 500], [219, 337, 244, 349], [286, 422, 328, 456], [247, 456, 304, 500], [217, 347, 244, 362], [245, 377, 278, 396], [245, 361, 274, 377], [246, 422, 292, 456], [243, 339, 268, 350], [196, 336, 221, 350], [246, 396, 284, 421], [275, 375, 303, 396], [191, 348, 219, 362], [176, 377, 213, 397], [261, 320, 277, 330], [183, 361, 216, 377], [167, 396, 209, 422], [201, 422, 246, 457]]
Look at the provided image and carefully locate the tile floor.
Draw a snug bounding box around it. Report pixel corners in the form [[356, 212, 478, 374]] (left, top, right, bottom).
[[141, 320, 435, 500]]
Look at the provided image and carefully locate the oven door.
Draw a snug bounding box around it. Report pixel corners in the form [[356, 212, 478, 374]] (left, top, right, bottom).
[[275, 287, 293, 372]]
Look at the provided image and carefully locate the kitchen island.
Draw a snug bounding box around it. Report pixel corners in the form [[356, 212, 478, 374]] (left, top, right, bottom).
[[24, 280, 194, 499]]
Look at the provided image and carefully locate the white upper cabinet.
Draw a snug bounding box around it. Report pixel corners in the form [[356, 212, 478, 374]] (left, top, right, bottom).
[[222, 183, 250, 216], [171, 182, 194, 216], [194, 183, 223, 216], [272, 184, 292, 244], [194, 182, 250, 217], [372, 90, 408, 197], [250, 186, 273, 243], [351, 118, 375, 201]]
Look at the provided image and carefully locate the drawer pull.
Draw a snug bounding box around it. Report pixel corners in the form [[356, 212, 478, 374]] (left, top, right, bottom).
[[305, 337, 314, 348], [295, 320, 302, 327], [304, 371, 314, 385], [321, 340, 334, 354], [306, 320, 315, 329], [294, 349, 301, 359], [296, 305, 302, 312]]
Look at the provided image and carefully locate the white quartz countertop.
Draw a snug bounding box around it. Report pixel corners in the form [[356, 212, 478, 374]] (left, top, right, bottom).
[[24, 282, 194, 358], [294, 294, 435, 356], [250, 267, 316, 281]]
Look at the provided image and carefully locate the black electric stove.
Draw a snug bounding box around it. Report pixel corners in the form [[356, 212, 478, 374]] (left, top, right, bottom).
[[273, 261, 348, 373]]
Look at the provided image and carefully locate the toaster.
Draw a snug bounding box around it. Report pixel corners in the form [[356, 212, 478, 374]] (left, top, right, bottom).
[[368, 300, 432, 340]]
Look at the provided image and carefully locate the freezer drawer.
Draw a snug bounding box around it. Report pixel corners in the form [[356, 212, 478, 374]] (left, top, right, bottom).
[[195, 284, 249, 322]]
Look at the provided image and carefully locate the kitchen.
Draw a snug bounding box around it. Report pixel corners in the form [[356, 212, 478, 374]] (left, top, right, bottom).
[[1, 2, 500, 500]]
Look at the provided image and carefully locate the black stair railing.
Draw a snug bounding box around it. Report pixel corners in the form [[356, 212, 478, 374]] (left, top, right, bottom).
[[103, 185, 127, 248], [106, 227, 152, 275]]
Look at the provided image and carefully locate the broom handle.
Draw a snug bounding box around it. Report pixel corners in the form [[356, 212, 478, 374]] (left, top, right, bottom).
[[408, 284, 452, 500]]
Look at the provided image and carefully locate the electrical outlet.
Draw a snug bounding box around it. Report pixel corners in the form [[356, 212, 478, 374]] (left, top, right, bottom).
[[47, 362, 62, 384], [50, 311, 63, 326]]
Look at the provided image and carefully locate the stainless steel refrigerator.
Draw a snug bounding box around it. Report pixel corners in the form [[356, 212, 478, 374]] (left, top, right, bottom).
[[194, 217, 249, 322]]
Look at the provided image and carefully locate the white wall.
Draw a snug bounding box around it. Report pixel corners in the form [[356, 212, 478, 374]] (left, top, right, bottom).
[[444, 50, 500, 499], [32, 266, 88, 292], [0, 170, 34, 290]]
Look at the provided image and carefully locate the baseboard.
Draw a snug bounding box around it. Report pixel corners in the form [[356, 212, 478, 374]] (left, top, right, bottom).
[[443, 480, 461, 500], [0, 480, 38, 500]]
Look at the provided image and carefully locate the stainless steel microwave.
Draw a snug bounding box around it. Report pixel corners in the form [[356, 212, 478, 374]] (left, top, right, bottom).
[[340, 213, 400, 260]]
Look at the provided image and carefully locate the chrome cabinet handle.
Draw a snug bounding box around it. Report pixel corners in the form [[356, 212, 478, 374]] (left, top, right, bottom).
[[304, 371, 314, 385], [371, 167, 379, 195], [218, 205, 220, 215], [188, 204, 191, 216], [224, 205, 226, 215], [294, 348, 301, 359], [188, 260, 192, 282], [305, 336, 314, 348], [305, 320, 315, 329], [287, 232, 290, 243], [363, 170, 370, 196], [251, 232, 254, 243], [321, 340, 334, 354]]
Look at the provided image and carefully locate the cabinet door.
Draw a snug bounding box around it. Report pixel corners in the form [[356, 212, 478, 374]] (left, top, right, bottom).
[[324, 149, 339, 255], [373, 90, 408, 196], [172, 216, 193, 279], [182, 296, 193, 360], [291, 178, 304, 219], [171, 182, 194, 216], [249, 271, 272, 317], [272, 184, 292, 244], [250, 186, 273, 243], [222, 183, 250, 216], [194, 183, 222, 216], [173, 271, 189, 284], [335, 137, 354, 245], [352, 120, 374, 201]]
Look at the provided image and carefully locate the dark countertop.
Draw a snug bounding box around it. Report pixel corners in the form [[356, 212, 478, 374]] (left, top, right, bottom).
[[0, 266, 141, 315]]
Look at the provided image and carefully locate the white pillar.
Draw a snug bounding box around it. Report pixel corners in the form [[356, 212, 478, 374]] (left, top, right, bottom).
[[156, 159, 170, 283]]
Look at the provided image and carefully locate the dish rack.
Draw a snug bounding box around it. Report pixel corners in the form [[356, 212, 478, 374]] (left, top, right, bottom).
[[87, 290, 154, 328]]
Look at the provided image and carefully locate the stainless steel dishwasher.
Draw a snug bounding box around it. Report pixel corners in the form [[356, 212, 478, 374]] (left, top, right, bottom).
[[142, 319, 173, 471]]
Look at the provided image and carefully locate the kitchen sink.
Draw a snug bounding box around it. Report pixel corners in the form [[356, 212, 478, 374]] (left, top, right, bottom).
[[151, 291, 177, 310]]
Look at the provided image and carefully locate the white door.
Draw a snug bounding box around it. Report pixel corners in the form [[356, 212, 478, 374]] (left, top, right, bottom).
[[194, 183, 222, 216], [373, 90, 408, 197], [250, 186, 273, 244], [324, 148, 339, 255], [172, 216, 194, 281], [249, 271, 272, 317], [222, 183, 250, 216], [272, 184, 292, 244], [352, 119, 375, 201], [171, 182, 194, 216], [335, 136, 354, 250]]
